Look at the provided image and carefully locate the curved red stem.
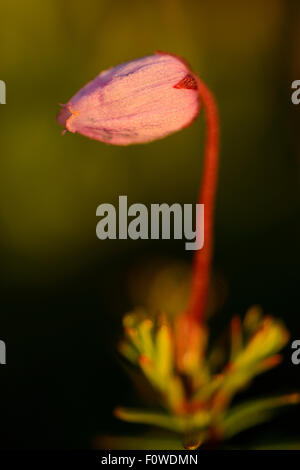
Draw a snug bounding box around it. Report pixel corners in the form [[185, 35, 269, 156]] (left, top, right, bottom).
[[187, 77, 220, 323]]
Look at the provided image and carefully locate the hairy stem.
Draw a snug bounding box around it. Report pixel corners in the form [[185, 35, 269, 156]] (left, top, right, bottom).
[[187, 77, 220, 323]]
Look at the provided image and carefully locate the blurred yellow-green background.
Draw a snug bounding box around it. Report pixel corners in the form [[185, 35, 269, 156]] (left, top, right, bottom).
[[0, 0, 299, 448]]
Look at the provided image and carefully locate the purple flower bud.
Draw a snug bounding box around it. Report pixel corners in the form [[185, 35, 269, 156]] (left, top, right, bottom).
[[57, 52, 200, 145]]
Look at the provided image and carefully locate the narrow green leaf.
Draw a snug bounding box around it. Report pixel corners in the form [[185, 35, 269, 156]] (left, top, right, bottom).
[[114, 407, 186, 432], [222, 394, 300, 438]]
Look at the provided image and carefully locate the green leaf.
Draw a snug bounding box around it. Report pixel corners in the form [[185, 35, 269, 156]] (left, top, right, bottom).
[[221, 394, 300, 439], [249, 441, 300, 450], [114, 407, 186, 432], [115, 406, 212, 434]]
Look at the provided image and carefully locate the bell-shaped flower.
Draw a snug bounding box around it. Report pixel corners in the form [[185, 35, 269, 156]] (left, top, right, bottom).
[[57, 52, 200, 145]]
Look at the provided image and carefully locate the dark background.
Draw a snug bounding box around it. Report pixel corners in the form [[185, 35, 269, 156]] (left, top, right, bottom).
[[0, 0, 299, 449]]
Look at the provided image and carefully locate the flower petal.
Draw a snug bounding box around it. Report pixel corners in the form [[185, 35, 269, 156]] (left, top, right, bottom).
[[57, 53, 200, 145]]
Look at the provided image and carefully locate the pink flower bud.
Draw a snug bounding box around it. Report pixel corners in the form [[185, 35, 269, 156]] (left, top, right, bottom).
[[57, 52, 200, 145]]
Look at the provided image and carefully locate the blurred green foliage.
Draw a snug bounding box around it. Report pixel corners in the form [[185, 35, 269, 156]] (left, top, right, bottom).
[[116, 305, 299, 449]]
